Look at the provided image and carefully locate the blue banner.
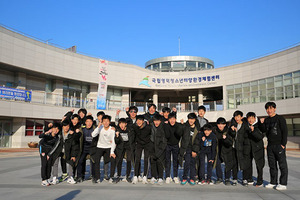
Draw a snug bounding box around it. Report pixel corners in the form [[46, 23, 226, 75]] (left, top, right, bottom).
[[0, 86, 32, 101]]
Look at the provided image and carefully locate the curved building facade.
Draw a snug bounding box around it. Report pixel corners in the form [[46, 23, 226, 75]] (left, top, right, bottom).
[[0, 25, 299, 148]]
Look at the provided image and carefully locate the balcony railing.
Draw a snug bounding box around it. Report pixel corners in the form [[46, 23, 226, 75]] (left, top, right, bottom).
[[0, 88, 223, 112]]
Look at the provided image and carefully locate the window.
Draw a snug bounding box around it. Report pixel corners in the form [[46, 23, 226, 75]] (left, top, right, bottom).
[[198, 62, 206, 70], [152, 63, 159, 71], [172, 61, 185, 71], [186, 61, 197, 71], [207, 64, 213, 69], [161, 62, 171, 72], [25, 119, 45, 136]]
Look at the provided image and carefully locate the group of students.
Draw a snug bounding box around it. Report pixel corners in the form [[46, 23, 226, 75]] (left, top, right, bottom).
[[39, 101, 288, 190]]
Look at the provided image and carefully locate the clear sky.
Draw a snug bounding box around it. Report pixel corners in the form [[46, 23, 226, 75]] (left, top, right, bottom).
[[0, 0, 299, 68]]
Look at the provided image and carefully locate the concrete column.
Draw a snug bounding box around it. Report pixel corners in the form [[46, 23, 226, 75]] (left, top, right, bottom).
[[153, 91, 158, 106], [121, 88, 130, 110], [11, 118, 26, 148], [198, 89, 203, 106], [15, 72, 26, 90]]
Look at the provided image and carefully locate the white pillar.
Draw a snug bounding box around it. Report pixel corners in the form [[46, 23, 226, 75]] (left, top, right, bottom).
[[52, 80, 63, 106], [222, 86, 227, 110], [198, 89, 203, 106], [153, 91, 158, 106]]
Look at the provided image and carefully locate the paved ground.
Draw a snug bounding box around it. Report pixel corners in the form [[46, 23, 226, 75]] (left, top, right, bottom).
[[0, 149, 300, 200]]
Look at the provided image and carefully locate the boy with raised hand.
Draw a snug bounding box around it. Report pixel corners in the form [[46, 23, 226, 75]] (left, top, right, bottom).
[[194, 124, 217, 185], [91, 115, 116, 184], [246, 112, 265, 187], [132, 115, 152, 184], [180, 113, 199, 186], [149, 114, 167, 185], [39, 122, 62, 186], [263, 102, 288, 190], [164, 112, 184, 184], [228, 110, 251, 186], [113, 118, 134, 183], [213, 117, 236, 185]]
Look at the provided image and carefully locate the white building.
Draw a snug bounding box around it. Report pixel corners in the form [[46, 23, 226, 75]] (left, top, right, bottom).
[[0, 25, 299, 148]]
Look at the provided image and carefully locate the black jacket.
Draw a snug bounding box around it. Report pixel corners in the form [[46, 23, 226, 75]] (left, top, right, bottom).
[[164, 122, 184, 146], [62, 131, 81, 167], [228, 117, 251, 170], [143, 111, 160, 123], [213, 126, 235, 170], [264, 114, 288, 146], [150, 123, 168, 164], [248, 118, 265, 169], [132, 122, 152, 145]]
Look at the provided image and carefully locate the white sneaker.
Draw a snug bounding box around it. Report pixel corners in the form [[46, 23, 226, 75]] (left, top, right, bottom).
[[150, 177, 156, 184], [276, 184, 287, 190], [142, 176, 148, 184], [132, 176, 138, 184], [51, 177, 59, 185], [41, 180, 50, 186], [138, 176, 143, 182], [165, 177, 172, 184], [108, 178, 113, 184], [67, 176, 76, 184], [157, 178, 163, 185], [265, 183, 276, 189], [173, 177, 180, 184]]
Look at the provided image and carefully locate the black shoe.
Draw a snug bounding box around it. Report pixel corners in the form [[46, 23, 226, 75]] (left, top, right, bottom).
[[113, 177, 120, 184], [225, 179, 230, 186], [92, 178, 98, 184], [87, 175, 93, 180], [76, 177, 83, 183], [104, 174, 109, 181], [126, 177, 132, 183]]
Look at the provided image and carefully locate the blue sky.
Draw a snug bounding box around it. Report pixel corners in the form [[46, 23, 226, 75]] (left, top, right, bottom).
[[0, 0, 299, 68]]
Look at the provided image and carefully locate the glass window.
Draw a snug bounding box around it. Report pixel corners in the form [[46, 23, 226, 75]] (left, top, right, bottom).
[[235, 94, 242, 106], [275, 75, 283, 81], [267, 89, 275, 101], [207, 64, 213, 69], [293, 71, 300, 77], [284, 78, 293, 86], [285, 85, 293, 99], [284, 73, 292, 79], [286, 118, 293, 136], [152, 63, 159, 71], [251, 81, 258, 91], [228, 94, 235, 109], [198, 62, 206, 70], [266, 78, 274, 89], [172, 61, 185, 71], [234, 84, 242, 93], [25, 119, 46, 136], [186, 61, 197, 71], [275, 80, 283, 87], [251, 91, 259, 103], [161, 62, 171, 72], [295, 84, 300, 98], [293, 77, 300, 84], [259, 79, 266, 90], [243, 82, 250, 93], [25, 120, 34, 136]]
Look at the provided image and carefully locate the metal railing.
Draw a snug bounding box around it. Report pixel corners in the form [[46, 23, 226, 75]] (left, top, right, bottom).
[[0, 88, 223, 112]]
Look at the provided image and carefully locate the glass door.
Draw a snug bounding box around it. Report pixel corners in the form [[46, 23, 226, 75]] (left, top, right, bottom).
[[0, 121, 12, 147]]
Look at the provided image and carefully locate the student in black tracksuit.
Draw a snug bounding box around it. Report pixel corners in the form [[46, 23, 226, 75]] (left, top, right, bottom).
[[59, 119, 81, 184], [76, 115, 95, 182], [164, 112, 184, 184], [113, 118, 135, 183], [263, 102, 288, 190], [194, 124, 217, 185], [229, 111, 251, 186], [132, 115, 152, 184], [214, 117, 236, 185], [180, 113, 199, 185], [246, 112, 265, 187], [213, 117, 227, 184], [39, 123, 62, 186], [195, 105, 209, 181], [149, 114, 167, 185]]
